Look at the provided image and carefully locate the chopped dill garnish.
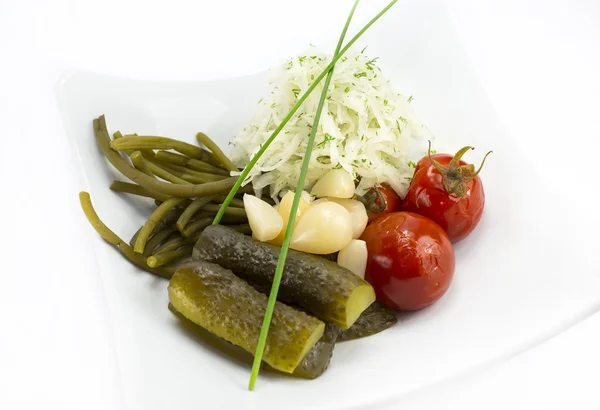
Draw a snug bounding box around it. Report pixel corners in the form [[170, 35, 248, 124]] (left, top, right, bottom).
[[316, 133, 335, 148], [365, 57, 379, 69]]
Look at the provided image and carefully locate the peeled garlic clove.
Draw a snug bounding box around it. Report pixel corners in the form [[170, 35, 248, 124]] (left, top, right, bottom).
[[337, 240, 368, 278], [290, 202, 353, 254], [310, 169, 355, 199], [313, 197, 368, 238], [327, 198, 368, 239], [268, 191, 310, 246], [244, 194, 283, 242]]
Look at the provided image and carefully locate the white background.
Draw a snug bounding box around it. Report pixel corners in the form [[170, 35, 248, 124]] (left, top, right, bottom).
[[1, 0, 599, 409]]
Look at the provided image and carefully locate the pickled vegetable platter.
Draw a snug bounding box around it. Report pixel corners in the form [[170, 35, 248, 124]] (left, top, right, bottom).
[[78, 0, 491, 390]]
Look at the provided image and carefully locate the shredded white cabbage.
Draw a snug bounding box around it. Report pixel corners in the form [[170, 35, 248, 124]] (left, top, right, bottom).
[[230, 46, 428, 200]]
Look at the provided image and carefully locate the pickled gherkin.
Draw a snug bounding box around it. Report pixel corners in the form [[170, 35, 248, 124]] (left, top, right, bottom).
[[337, 302, 398, 341], [169, 302, 338, 379], [293, 325, 339, 379], [168, 260, 325, 373], [192, 225, 375, 328]]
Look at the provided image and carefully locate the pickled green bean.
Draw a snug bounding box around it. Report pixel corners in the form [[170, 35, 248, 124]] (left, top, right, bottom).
[[144, 226, 178, 257], [146, 161, 191, 185], [153, 151, 229, 175], [157, 162, 227, 183], [115, 132, 155, 158], [213, 195, 244, 208], [79, 192, 121, 245], [161, 208, 185, 227], [181, 216, 213, 238], [110, 135, 213, 162], [147, 246, 192, 268], [109, 180, 171, 202], [129, 227, 142, 248], [130, 150, 155, 178], [79, 191, 174, 278], [134, 197, 188, 253], [112, 131, 133, 156], [176, 196, 216, 233], [153, 235, 187, 255], [189, 211, 247, 224], [164, 162, 227, 180], [196, 132, 238, 173], [94, 116, 238, 198], [119, 243, 175, 278], [202, 203, 246, 217]]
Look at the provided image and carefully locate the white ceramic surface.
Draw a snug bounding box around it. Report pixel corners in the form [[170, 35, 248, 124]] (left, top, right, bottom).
[[54, 0, 600, 409]]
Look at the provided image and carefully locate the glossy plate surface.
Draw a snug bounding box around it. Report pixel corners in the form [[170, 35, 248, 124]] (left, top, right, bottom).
[[57, 0, 600, 408]]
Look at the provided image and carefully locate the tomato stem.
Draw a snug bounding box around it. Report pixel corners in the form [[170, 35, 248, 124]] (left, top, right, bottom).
[[356, 188, 387, 213], [448, 145, 474, 167], [426, 140, 445, 174], [472, 150, 493, 177], [427, 140, 492, 198]]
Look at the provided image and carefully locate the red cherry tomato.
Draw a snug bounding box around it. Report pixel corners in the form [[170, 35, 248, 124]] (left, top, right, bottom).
[[365, 184, 402, 222], [361, 212, 455, 310], [402, 145, 492, 242]]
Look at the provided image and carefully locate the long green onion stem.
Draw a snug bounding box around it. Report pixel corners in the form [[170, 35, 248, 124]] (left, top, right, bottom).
[[247, 0, 377, 391]]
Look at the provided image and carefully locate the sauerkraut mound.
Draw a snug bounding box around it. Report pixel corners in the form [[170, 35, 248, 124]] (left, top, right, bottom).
[[230, 46, 427, 200]]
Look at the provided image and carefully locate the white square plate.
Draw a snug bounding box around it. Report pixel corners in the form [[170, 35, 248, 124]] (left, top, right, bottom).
[[57, 0, 600, 409]]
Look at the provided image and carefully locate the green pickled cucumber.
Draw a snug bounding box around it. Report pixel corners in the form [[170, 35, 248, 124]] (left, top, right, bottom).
[[192, 225, 375, 328], [168, 260, 325, 373], [293, 325, 339, 379], [337, 302, 398, 341], [169, 302, 336, 379]]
